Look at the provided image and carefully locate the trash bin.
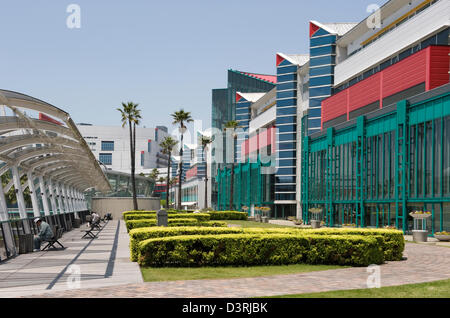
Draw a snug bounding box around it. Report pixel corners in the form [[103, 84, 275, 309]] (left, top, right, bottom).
[[73, 219, 81, 228], [18, 234, 34, 254], [157, 209, 168, 227]]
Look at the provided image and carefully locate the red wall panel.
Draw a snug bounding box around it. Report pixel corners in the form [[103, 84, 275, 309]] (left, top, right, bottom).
[[349, 72, 381, 111], [321, 46, 449, 127], [382, 49, 427, 97], [321, 89, 347, 124], [240, 126, 276, 161], [185, 166, 198, 180], [429, 46, 450, 90]]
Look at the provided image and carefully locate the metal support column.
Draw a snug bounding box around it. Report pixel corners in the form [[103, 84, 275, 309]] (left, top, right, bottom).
[[26, 171, 41, 218], [11, 166, 31, 233], [48, 179, 58, 214], [39, 176, 51, 216]]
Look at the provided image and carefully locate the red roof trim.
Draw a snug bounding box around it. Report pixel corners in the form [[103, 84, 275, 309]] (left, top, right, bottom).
[[310, 22, 320, 38], [276, 54, 285, 66], [39, 113, 63, 126]]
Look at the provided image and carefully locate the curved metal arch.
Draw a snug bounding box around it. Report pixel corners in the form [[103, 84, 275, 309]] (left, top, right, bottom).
[[40, 161, 93, 177], [0, 89, 70, 121], [59, 174, 85, 184], [0, 116, 75, 138], [46, 168, 81, 181], [0, 135, 81, 155], [0, 89, 111, 193]]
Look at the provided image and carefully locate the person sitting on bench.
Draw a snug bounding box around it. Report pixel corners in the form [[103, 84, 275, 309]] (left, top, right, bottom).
[[92, 212, 100, 226], [33, 218, 53, 252]]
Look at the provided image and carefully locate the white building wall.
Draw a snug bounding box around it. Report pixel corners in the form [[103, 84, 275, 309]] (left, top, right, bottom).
[[77, 125, 168, 175], [335, 0, 450, 86]]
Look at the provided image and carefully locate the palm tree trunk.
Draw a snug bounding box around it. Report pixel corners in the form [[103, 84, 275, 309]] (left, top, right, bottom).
[[178, 131, 183, 211], [229, 135, 236, 211], [203, 148, 208, 209], [229, 163, 234, 211], [166, 157, 170, 209], [130, 121, 138, 210]]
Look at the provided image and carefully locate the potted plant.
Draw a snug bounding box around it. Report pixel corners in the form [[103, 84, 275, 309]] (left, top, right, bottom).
[[343, 223, 357, 228], [309, 208, 323, 229], [254, 206, 262, 222], [409, 211, 432, 242], [434, 231, 450, 242], [260, 207, 271, 223]]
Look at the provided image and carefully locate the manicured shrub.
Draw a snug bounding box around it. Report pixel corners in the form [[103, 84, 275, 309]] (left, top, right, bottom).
[[208, 211, 248, 220], [126, 218, 198, 231], [129, 227, 243, 261], [126, 219, 227, 232], [301, 228, 405, 261], [170, 213, 210, 222], [123, 210, 156, 216], [124, 212, 210, 222], [123, 214, 156, 221], [138, 234, 384, 267]]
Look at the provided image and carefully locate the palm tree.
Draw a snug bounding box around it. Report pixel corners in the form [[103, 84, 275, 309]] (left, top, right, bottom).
[[148, 168, 159, 182], [169, 177, 178, 208], [160, 136, 178, 209], [171, 109, 193, 210], [117, 102, 141, 210], [200, 135, 212, 209], [224, 120, 240, 211]]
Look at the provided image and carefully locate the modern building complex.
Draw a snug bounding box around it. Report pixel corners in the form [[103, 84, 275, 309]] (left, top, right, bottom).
[[211, 70, 276, 208], [214, 0, 450, 233], [77, 124, 169, 175]]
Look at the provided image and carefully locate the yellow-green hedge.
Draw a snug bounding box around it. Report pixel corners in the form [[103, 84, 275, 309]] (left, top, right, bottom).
[[300, 228, 405, 261], [129, 227, 404, 262], [124, 213, 210, 222], [129, 227, 243, 261], [138, 234, 384, 267], [125, 219, 227, 232], [208, 211, 248, 220]]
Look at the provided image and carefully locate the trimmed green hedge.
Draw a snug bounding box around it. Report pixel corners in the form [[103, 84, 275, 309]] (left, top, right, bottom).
[[170, 213, 210, 222], [300, 228, 405, 261], [124, 212, 210, 222], [126, 218, 197, 231], [208, 211, 248, 220], [138, 234, 384, 267], [129, 227, 243, 261], [128, 227, 404, 262], [126, 219, 227, 232], [123, 214, 156, 221]]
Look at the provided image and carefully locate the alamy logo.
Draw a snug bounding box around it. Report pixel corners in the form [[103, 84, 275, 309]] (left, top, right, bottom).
[[66, 4, 81, 29], [366, 264, 381, 288], [66, 264, 81, 289], [366, 4, 382, 30]]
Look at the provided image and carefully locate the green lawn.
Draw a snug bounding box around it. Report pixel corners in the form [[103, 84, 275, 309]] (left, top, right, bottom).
[[267, 279, 450, 298], [226, 220, 296, 228], [140, 264, 346, 282]]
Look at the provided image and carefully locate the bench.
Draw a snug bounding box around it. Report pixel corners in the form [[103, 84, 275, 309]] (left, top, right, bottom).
[[81, 223, 99, 239], [41, 226, 65, 251]]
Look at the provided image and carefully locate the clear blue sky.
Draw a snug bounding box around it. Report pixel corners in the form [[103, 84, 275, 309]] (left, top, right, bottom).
[[0, 0, 385, 131]]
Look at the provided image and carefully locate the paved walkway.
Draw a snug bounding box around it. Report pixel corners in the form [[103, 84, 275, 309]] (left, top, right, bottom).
[[0, 220, 142, 298], [26, 242, 450, 298]]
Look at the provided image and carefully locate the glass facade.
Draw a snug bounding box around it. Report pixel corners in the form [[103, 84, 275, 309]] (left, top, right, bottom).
[[302, 87, 450, 234], [101, 141, 114, 151], [211, 70, 275, 209], [216, 157, 274, 212], [275, 58, 298, 204], [308, 26, 337, 135], [99, 153, 112, 166]]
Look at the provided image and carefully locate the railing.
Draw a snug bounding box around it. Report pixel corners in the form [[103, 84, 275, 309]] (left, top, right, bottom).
[[0, 210, 90, 262]]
